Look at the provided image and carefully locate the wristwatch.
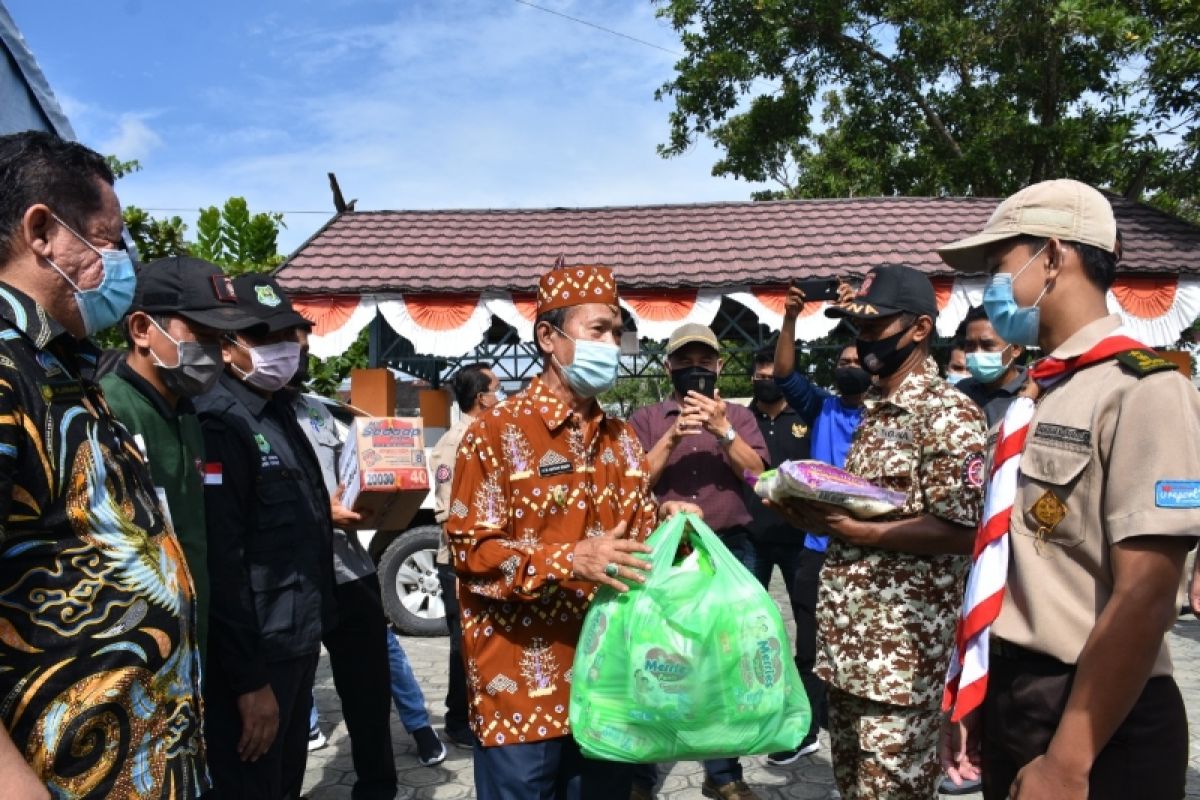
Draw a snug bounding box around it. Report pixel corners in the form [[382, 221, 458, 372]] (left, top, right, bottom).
[[720, 426, 737, 447]]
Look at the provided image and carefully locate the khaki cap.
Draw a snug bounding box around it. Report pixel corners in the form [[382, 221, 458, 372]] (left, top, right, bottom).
[[938, 179, 1117, 273], [666, 323, 719, 356]]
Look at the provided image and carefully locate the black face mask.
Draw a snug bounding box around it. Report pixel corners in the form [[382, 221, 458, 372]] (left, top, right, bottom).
[[670, 365, 718, 399], [752, 379, 783, 404], [833, 366, 872, 396], [856, 328, 918, 377]]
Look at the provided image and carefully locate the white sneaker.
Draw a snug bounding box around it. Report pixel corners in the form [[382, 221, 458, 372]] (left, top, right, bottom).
[[307, 728, 327, 752]]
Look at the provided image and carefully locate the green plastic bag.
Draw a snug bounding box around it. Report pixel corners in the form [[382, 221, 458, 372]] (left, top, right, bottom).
[[570, 512, 810, 763]]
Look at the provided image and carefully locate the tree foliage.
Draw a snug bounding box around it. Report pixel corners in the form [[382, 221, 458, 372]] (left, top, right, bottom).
[[192, 198, 286, 275], [306, 328, 369, 398], [104, 156, 142, 180], [655, 0, 1198, 218], [123, 206, 190, 262]]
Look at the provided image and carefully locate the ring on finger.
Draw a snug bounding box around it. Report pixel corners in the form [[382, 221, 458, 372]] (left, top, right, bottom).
[[604, 563, 619, 578]]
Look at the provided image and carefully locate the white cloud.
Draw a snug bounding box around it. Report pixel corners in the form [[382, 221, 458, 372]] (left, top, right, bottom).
[[109, 1, 768, 254], [100, 114, 164, 161]]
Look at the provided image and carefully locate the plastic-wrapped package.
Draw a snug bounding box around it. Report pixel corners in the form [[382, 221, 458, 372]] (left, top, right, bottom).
[[570, 513, 810, 763], [752, 459, 907, 519]]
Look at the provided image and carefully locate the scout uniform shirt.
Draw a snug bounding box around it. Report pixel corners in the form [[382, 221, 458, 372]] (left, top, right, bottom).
[[994, 314, 1200, 672], [431, 411, 475, 565], [290, 392, 375, 584], [815, 357, 986, 708], [0, 285, 207, 798], [445, 376, 658, 747]]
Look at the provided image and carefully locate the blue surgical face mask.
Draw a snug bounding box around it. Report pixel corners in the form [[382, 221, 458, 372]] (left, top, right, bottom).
[[44, 214, 136, 335], [966, 350, 1012, 384], [552, 327, 620, 398], [945, 371, 969, 386], [982, 245, 1049, 347]]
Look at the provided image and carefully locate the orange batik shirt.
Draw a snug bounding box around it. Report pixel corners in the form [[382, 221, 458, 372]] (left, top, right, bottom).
[[446, 376, 658, 747]]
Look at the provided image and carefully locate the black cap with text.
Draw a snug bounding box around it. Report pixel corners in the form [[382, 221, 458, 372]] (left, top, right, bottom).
[[824, 265, 938, 321]]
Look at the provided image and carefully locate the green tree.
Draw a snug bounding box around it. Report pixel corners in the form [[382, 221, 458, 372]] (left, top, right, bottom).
[[306, 328, 369, 397], [105, 155, 142, 180], [123, 206, 190, 261], [655, 0, 1197, 215], [1139, 0, 1199, 221], [193, 197, 286, 275]]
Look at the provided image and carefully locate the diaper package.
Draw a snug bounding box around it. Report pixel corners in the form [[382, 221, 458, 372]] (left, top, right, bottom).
[[753, 459, 907, 519]]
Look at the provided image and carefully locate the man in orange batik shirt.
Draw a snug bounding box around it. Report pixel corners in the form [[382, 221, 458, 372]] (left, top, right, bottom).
[[447, 262, 679, 799]]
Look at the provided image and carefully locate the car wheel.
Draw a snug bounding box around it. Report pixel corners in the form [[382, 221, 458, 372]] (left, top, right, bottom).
[[378, 525, 449, 636]]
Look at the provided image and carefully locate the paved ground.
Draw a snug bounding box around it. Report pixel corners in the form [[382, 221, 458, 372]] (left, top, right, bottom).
[[302, 576, 1200, 799]]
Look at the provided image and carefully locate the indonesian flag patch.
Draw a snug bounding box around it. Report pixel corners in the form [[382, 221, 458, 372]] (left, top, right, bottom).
[[203, 463, 223, 486]]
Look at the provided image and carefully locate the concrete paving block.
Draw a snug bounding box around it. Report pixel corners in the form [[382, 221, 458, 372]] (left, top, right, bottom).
[[301, 585, 1200, 799]]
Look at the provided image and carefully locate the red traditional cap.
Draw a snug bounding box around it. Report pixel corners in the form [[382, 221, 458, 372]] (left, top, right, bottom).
[[536, 261, 619, 316]]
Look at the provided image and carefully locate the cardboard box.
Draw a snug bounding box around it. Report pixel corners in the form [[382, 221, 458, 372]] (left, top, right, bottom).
[[339, 417, 429, 531]]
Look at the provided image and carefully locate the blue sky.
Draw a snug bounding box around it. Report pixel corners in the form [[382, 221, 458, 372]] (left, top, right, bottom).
[[10, 0, 766, 253]]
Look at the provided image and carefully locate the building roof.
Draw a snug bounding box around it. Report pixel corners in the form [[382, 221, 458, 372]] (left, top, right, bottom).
[[0, 2, 75, 138], [276, 194, 1200, 296]]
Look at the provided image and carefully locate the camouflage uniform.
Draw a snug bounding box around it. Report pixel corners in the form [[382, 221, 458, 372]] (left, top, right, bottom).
[[814, 357, 985, 799]]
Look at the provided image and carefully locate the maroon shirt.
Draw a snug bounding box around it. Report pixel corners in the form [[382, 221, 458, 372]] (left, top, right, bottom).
[[628, 399, 770, 532]]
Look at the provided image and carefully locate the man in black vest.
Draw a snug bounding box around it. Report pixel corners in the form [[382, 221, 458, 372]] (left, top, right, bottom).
[[196, 274, 337, 800]]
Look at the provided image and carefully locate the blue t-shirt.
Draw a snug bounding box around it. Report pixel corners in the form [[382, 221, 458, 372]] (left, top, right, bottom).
[[775, 371, 866, 552]]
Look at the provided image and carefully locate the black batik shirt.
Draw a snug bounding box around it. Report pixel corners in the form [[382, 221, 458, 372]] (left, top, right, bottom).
[[0, 284, 207, 798]]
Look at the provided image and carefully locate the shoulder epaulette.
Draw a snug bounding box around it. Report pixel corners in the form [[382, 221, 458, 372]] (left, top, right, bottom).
[[1113, 349, 1180, 378]]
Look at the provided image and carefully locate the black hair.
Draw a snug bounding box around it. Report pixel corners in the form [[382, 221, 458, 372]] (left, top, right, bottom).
[[451, 362, 493, 413], [1013, 234, 1117, 291], [963, 305, 989, 326], [753, 347, 774, 367], [534, 307, 571, 361], [121, 312, 174, 349], [0, 131, 115, 262]]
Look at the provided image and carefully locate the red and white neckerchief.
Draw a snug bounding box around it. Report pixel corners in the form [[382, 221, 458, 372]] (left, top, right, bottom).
[[943, 331, 1148, 721]]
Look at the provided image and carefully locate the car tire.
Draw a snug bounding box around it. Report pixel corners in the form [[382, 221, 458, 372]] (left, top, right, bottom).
[[378, 525, 449, 637]]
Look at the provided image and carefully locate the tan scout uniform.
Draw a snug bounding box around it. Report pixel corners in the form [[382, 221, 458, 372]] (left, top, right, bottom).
[[816, 357, 986, 799], [993, 314, 1200, 666], [431, 412, 475, 563]]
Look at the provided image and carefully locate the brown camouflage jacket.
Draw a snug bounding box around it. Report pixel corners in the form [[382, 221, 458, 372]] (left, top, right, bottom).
[[814, 357, 986, 708]]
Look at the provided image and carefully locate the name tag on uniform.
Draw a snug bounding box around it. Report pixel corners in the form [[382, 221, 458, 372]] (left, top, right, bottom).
[[878, 428, 913, 444], [1033, 423, 1091, 448], [538, 450, 574, 478], [1155, 481, 1200, 508], [40, 380, 83, 404]]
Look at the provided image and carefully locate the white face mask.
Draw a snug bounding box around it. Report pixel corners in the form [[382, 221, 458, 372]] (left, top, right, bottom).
[[230, 338, 302, 392]]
